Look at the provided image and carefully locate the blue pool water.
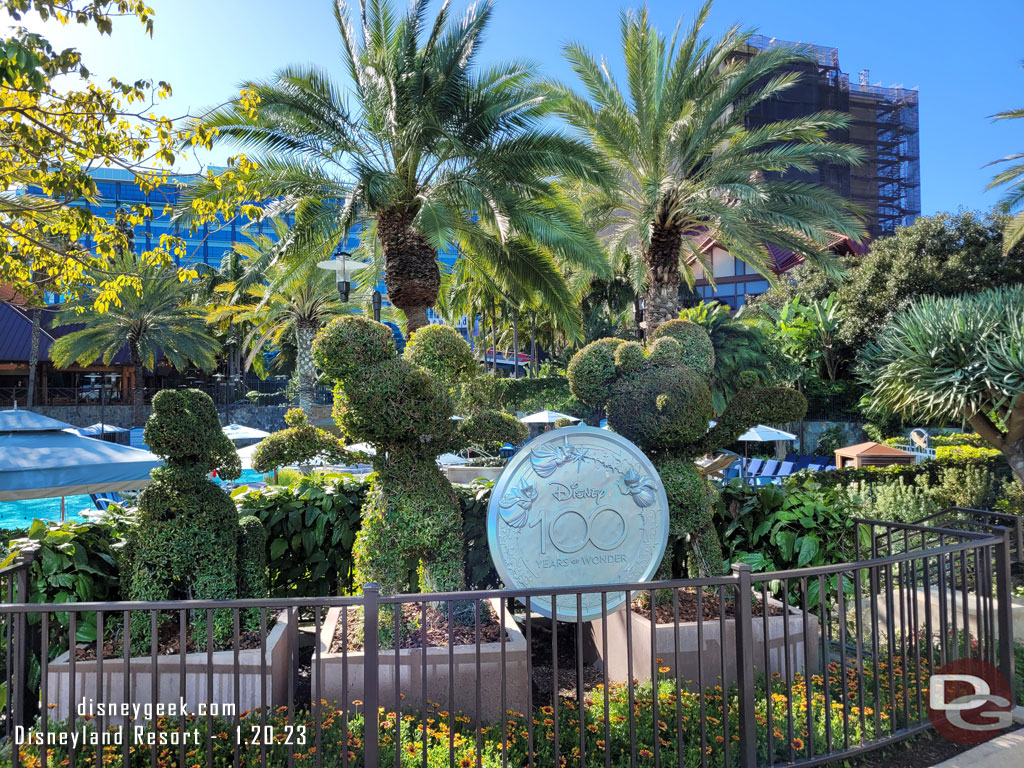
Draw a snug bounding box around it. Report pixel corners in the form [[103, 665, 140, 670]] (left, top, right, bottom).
[[0, 469, 268, 530]]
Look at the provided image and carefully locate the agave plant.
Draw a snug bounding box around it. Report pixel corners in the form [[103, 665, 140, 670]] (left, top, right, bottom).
[[858, 285, 1024, 487]]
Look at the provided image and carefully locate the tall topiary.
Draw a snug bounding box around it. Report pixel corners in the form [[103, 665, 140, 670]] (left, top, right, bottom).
[[567, 324, 806, 576], [126, 389, 268, 647], [313, 318, 526, 601]]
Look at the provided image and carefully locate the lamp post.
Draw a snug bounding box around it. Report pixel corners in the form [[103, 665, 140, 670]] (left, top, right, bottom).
[[317, 249, 368, 303], [372, 290, 382, 322]]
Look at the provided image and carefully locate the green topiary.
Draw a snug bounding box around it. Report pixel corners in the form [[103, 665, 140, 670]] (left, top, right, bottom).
[[567, 328, 807, 577], [250, 408, 348, 473], [313, 317, 518, 611], [404, 324, 479, 392], [126, 389, 268, 648], [237, 515, 268, 600], [649, 319, 715, 376]]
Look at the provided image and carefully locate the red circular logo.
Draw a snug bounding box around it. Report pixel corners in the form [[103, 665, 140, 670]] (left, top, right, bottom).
[[927, 658, 1012, 744]]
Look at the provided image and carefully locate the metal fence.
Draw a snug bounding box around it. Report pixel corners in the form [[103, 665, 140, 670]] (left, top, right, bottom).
[[0, 519, 1017, 768]]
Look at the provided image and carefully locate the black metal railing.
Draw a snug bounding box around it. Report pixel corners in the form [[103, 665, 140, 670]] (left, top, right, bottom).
[[0, 522, 1016, 768]]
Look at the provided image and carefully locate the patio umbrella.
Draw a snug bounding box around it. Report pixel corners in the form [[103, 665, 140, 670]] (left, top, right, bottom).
[[344, 442, 377, 456], [736, 425, 797, 442], [223, 423, 271, 442], [76, 423, 130, 436], [0, 410, 162, 502], [520, 410, 580, 425]]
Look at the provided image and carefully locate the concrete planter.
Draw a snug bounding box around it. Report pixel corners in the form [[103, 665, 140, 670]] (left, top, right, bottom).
[[315, 597, 527, 721], [589, 593, 819, 688], [443, 465, 504, 483], [876, 588, 1024, 642], [45, 610, 295, 723]]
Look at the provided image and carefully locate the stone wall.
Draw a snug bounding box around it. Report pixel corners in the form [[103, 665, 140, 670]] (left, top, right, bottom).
[[794, 420, 866, 455], [30, 403, 333, 432]]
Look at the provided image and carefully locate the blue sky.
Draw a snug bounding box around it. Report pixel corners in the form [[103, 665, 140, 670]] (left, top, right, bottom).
[[22, 0, 1024, 216]]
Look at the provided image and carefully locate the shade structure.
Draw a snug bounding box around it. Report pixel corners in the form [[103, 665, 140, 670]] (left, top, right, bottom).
[[223, 423, 271, 442], [76, 423, 130, 436], [436, 452, 469, 466], [236, 442, 260, 470], [735, 424, 798, 442], [520, 410, 580, 425], [0, 410, 162, 501]]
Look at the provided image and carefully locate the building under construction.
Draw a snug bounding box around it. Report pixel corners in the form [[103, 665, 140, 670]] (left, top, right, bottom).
[[745, 34, 921, 239]]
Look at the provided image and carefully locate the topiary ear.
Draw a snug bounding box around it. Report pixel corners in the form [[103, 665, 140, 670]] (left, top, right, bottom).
[[646, 336, 683, 367], [614, 341, 645, 375], [314, 316, 397, 381], [404, 324, 478, 389], [567, 337, 625, 406], [650, 319, 715, 376]]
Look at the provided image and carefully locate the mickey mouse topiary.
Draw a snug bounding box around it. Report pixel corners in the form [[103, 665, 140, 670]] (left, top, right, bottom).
[[567, 321, 806, 576], [125, 389, 268, 647], [313, 317, 526, 599]]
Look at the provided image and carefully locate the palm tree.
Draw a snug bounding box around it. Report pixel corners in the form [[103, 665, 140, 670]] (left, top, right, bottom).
[[185, 0, 607, 333], [215, 262, 358, 415], [51, 253, 220, 426], [986, 106, 1024, 252], [547, 2, 865, 334]]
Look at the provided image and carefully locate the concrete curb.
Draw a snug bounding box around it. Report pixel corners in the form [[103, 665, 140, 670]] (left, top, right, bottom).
[[929, 708, 1024, 767]]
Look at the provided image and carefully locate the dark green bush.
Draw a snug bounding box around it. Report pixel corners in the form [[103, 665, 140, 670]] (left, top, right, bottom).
[[128, 389, 267, 648], [236, 474, 365, 597], [458, 410, 527, 451], [797, 446, 1009, 489]]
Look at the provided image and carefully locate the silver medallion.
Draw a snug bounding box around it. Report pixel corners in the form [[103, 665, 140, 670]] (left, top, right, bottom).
[[487, 425, 669, 622]]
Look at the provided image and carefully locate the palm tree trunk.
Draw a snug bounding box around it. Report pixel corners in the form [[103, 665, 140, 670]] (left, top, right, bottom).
[[511, 308, 519, 379], [129, 340, 145, 427], [27, 308, 40, 408], [376, 208, 440, 335], [643, 222, 684, 334], [633, 297, 644, 341], [295, 321, 316, 416], [530, 317, 537, 378], [491, 301, 498, 375]]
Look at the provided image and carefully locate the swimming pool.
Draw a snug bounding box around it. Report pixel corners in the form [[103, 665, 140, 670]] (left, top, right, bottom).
[[0, 469, 269, 529]]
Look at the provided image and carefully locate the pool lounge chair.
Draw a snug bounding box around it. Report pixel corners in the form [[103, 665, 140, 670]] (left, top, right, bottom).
[[89, 492, 122, 511]]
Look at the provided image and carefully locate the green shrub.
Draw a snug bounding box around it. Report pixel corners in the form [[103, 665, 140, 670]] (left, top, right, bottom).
[[127, 389, 267, 648], [249, 408, 347, 473], [934, 463, 1004, 509], [717, 478, 862, 584], [1, 518, 121, 645], [996, 479, 1024, 517], [236, 474, 365, 597], [797, 446, 1008, 489], [649, 318, 715, 375], [814, 425, 846, 456], [846, 475, 940, 523]]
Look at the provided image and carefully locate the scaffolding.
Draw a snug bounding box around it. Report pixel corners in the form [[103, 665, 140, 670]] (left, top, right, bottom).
[[745, 35, 920, 238]]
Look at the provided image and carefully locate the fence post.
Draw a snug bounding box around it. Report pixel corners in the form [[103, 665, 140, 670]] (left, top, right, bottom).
[[732, 563, 757, 768], [994, 529, 1016, 704], [363, 583, 380, 768]]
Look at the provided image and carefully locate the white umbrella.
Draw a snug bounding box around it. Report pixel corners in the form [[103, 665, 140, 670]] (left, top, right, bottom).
[[344, 442, 377, 456], [223, 423, 271, 442], [436, 452, 469, 466], [520, 410, 580, 425], [236, 442, 260, 470], [736, 424, 797, 442]]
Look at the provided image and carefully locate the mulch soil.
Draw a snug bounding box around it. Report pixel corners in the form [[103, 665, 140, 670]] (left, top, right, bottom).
[[631, 587, 784, 623], [849, 724, 1021, 767], [330, 602, 505, 652], [75, 619, 266, 661]]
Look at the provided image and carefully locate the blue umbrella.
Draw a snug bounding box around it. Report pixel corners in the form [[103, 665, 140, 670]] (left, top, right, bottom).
[[0, 410, 162, 502]]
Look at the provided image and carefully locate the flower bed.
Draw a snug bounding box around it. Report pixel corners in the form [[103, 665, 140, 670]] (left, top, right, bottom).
[[315, 597, 527, 721], [44, 610, 294, 724], [589, 588, 819, 687], [18, 650, 928, 768]]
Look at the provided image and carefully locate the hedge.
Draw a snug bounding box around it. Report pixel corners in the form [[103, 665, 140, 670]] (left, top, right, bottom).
[[235, 475, 499, 595], [795, 445, 1008, 488]]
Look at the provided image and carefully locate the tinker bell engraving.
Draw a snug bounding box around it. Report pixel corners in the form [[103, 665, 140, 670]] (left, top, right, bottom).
[[617, 466, 657, 508], [498, 479, 538, 528]]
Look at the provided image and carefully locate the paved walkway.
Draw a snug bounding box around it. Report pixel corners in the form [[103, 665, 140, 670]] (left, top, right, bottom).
[[930, 707, 1024, 767]]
